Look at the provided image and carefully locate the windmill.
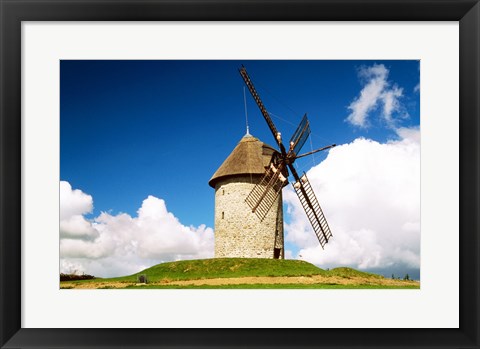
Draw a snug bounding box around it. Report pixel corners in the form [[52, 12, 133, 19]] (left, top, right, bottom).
[[239, 66, 336, 249]]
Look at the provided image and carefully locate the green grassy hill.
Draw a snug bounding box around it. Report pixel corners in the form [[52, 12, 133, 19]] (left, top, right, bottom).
[[60, 258, 414, 289], [77, 258, 330, 283], [134, 258, 330, 281], [120, 258, 384, 282]]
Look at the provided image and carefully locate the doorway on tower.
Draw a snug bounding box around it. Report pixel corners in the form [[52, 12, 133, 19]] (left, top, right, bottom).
[[273, 248, 282, 259]]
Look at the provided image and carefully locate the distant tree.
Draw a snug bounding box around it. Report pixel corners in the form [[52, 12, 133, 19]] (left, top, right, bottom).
[[60, 273, 95, 281], [403, 274, 410, 281], [391, 274, 395, 279]]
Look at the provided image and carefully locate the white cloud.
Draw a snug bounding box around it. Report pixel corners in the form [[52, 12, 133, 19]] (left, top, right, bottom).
[[396, 126, 421, 144], [285, 127, 420, 273], [60, 182, 214, 277], [60, 181, 92, 220], [284, 250, 294, 259], [59, 181, 98, 241], [414, 83, 420, 93], [382, 86, 403, 123], [60, 215, 99, 240], [346, 64, 406, 128]]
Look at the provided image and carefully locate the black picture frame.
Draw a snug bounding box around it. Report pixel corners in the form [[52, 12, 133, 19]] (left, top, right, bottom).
[[1, 1, 479, 348]]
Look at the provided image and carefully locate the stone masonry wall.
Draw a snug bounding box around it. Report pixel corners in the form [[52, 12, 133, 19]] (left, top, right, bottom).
[[214, 175, 284, 259]]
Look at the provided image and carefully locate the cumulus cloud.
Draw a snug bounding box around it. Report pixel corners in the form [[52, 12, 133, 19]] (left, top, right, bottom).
[[284, 127, 420, 275], [60, 181, 92, 220], [59, 181, 98, 241], [60, 182, 214, 277], [346, 64, 405, 128]]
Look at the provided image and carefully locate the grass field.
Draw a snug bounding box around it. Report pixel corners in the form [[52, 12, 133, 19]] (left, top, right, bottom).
[[60, 258, 419, 289], [123, 284, 420, 289]]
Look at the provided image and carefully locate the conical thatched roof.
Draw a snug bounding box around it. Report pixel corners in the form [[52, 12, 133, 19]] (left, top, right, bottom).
[[209, 133, 277, 188]]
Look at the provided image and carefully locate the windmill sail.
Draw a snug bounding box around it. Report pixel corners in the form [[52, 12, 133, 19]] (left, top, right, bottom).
[[245, 163, 286, 221], [289, 114, 311, 157], [239, 66, 289, 156], [293, 173, 332, 248]]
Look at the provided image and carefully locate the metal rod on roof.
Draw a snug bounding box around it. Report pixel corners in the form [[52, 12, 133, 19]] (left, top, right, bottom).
[[243, 86, 250, 135]]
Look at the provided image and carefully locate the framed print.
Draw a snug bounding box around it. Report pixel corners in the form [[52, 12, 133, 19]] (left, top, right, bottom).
[[1, 0, 479, 348]]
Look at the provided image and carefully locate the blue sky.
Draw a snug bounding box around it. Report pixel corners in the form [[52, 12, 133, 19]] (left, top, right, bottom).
[[60, 60, 420, 279]]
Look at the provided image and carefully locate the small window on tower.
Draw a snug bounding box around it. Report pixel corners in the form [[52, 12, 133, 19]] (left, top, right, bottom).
[[222, 212, 224, 219], [222, 189, 225, 195]]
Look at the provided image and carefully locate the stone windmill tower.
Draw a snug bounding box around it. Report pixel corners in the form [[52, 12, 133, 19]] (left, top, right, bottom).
[[208, 132, 285, 259]]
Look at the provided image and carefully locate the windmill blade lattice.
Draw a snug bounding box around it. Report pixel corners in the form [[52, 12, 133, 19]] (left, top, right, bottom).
[[245, 163, 287, 221], [289, 114, 311, 157], [244, 114, 311, 220], [293, 173, 332, 248]]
